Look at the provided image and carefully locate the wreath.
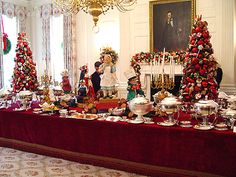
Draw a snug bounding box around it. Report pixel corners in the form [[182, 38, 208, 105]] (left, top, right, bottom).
[[100, 47, 118, 64], [3, 34, 11, 55]]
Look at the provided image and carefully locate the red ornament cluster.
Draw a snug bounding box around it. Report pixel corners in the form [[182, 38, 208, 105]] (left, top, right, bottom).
[[12, 32, 38, 93], [180, 16, 218, 102]]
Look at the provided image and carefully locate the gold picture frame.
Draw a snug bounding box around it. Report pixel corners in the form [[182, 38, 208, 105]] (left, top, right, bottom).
[[149, 0, 196, 52]]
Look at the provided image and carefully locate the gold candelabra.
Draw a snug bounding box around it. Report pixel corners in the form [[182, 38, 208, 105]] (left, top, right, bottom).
[[151, 74, 174, 89], [151, 74, 175, 102]]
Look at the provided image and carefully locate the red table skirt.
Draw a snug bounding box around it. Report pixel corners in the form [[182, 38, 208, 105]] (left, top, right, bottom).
[[0, 108, 236, 177]]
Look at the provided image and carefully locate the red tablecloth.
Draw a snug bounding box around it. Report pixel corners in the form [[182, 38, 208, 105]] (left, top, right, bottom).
[[0, 108, 236, 176]]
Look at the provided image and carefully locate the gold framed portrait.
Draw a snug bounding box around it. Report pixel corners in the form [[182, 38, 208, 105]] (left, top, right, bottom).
[[149, 0, 196, 52]]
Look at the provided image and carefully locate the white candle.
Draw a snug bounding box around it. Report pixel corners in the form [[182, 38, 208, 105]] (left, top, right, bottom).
[[162, 48, 165, 83], [169, 56, 172, 78], [172, 56, 175, 83], [157, 56, 160, 77], [151, 59, 153, 82]]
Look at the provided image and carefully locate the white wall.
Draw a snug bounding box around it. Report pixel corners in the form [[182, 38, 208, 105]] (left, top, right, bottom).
[[22, 0, 236, 96], [75, 0, 236, 97]]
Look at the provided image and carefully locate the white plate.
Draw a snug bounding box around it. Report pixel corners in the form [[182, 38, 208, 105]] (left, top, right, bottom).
[[128, 120, 144, 124], [14, 108, 25, 111], [157, 121, 176, 126], [144, 121, 155, 124], [193, 125, 214, 130], [180, 124, 193, 128], [106, 116, 122, 122], [214, 127, 228, 131], [180, 121, 191, 125]]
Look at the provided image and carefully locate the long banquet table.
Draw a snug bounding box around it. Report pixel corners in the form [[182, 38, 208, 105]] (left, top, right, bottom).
[[0, 107, 236, 177]]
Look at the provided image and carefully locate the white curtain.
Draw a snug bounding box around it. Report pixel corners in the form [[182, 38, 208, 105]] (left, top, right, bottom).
[[63, 15, 77, 89], [40, 3, 77, 89], [0, 1, 28, 89], [41, 4, 51, 72]]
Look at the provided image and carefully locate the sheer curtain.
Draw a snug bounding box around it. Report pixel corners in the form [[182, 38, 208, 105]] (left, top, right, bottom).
[[50, 15, 64, 83], [41, 4, 77, 90], [0, 1, 27, 90]]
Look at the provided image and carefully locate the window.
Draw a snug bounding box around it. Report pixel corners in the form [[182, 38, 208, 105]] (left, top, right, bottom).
[[50, 15, 64, 83], [2, 15, 17, 89]]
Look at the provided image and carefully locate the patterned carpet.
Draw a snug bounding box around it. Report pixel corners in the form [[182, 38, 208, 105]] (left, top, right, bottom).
[[0, 147, 147, 177]]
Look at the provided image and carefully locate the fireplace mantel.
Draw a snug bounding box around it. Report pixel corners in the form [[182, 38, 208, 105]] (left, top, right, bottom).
[[139, 64, 183, 100]]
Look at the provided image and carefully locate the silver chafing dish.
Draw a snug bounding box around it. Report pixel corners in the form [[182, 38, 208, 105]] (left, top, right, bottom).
[[159, 96, 182, 125], [128, 95, 153, 123], [160, 96, 182, 114], [0, 90, 12, 108], [194, 99, 218, 116], [17, 90, 33, 109], [194, 99, 218, 127]]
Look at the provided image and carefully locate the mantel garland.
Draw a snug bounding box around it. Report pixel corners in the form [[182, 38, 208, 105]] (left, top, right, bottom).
[[130, 51, 186, 76]]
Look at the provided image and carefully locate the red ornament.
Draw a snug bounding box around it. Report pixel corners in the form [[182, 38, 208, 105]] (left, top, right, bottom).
[[194, 64, 201, 70], [198, 53, 203, 58], [197, 40, 204, 45], [194, 86, 200, 92], [203, 64, 208, 69], [187, 77, 195, 83], [192, 57, 199, 64], [195, 27, 202, 33], [200, 69, 206, 75], [185, 87, 189, 93], [203, 58, 208, 64], [202, 81, 208, 87], [192, 47, 198, 53], [191, 40, 196, 45], [202, 32, 209, 38]]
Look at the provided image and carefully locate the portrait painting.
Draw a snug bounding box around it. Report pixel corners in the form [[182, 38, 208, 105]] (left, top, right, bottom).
[[150, 0, 196, 52]]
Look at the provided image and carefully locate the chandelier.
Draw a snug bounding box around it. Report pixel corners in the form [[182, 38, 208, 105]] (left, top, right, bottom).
[[54, 0, 137, 27]]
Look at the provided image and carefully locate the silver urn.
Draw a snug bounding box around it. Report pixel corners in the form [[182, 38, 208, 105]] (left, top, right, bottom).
[[160, 96, 182, 114], [194, 99, 218, 117], [128, 95, 153, 123]]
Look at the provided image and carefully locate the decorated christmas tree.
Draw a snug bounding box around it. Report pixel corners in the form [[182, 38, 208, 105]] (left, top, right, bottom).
[[12, 33, 38, 93], [180, 16, 218, 102]]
